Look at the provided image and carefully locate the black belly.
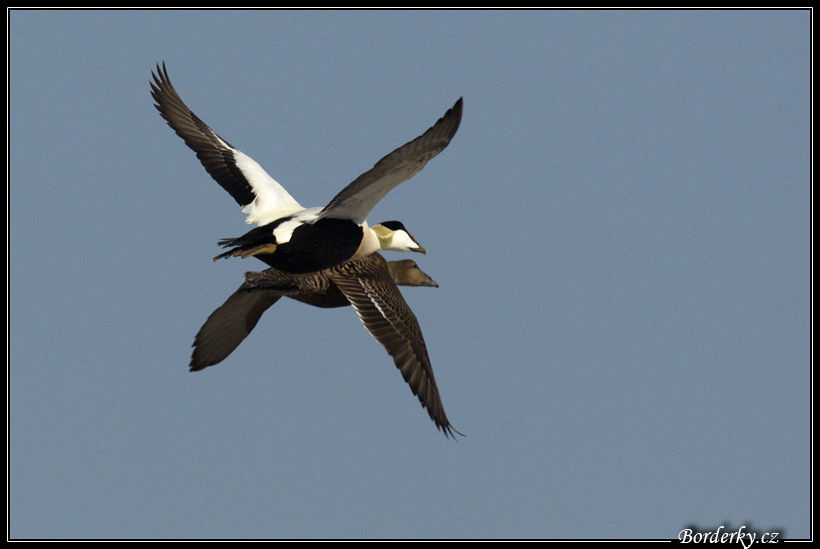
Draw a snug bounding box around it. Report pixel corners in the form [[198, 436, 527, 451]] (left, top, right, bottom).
[[221, 218, 364, 274]]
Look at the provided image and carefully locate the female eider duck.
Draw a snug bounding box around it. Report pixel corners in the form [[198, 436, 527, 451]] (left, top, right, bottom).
[[190, 253, 461, 438], [150, 63, 462, 273]]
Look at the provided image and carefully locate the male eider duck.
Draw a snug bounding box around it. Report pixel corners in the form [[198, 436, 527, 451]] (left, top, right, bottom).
[[150, 63, 462, 273], [190, 253, 461, 438]]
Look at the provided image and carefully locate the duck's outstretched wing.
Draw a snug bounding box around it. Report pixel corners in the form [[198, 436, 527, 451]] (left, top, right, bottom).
[[320, 98, 463, 225], [151, 62, 303, 225], [331, 259, 461, 438], [190, 285, 283, 371]]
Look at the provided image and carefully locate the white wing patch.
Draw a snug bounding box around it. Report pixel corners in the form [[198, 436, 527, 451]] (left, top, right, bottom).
[[271, 207, 324, 244], [229, 147, 304, 226]]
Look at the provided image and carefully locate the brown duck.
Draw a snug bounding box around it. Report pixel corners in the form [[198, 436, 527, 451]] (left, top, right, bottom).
[[191, 253, 461, 438]]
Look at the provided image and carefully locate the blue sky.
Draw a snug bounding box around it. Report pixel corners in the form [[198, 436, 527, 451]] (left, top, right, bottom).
[[9, 10, 810, 540]]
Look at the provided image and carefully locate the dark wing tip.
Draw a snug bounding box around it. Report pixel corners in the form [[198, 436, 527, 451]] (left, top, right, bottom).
[[435, 96, 464, 143], [451, 97, 463, 121], [439, 422, 466, 440], [149, 61, 171, 102]]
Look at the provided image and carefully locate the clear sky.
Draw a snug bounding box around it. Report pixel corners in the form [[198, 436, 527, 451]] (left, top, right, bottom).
[[9, 9, 810, 540]]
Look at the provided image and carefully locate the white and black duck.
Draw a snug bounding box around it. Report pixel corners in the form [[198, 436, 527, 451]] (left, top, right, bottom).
[[151, 63, 462, 273]]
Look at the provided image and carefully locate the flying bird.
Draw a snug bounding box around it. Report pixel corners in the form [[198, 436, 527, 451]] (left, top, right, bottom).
[[191, 253, 461, 438], [150, 63, 462, 273], [151, 63, 462, 436]]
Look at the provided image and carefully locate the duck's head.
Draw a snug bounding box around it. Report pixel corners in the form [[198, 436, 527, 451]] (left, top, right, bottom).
[[372, 221, 427, 254], [387, 259, 439, 288]]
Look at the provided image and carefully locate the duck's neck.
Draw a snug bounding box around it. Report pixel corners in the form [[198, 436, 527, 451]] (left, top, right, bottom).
[[352, 221, 379, 260]]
